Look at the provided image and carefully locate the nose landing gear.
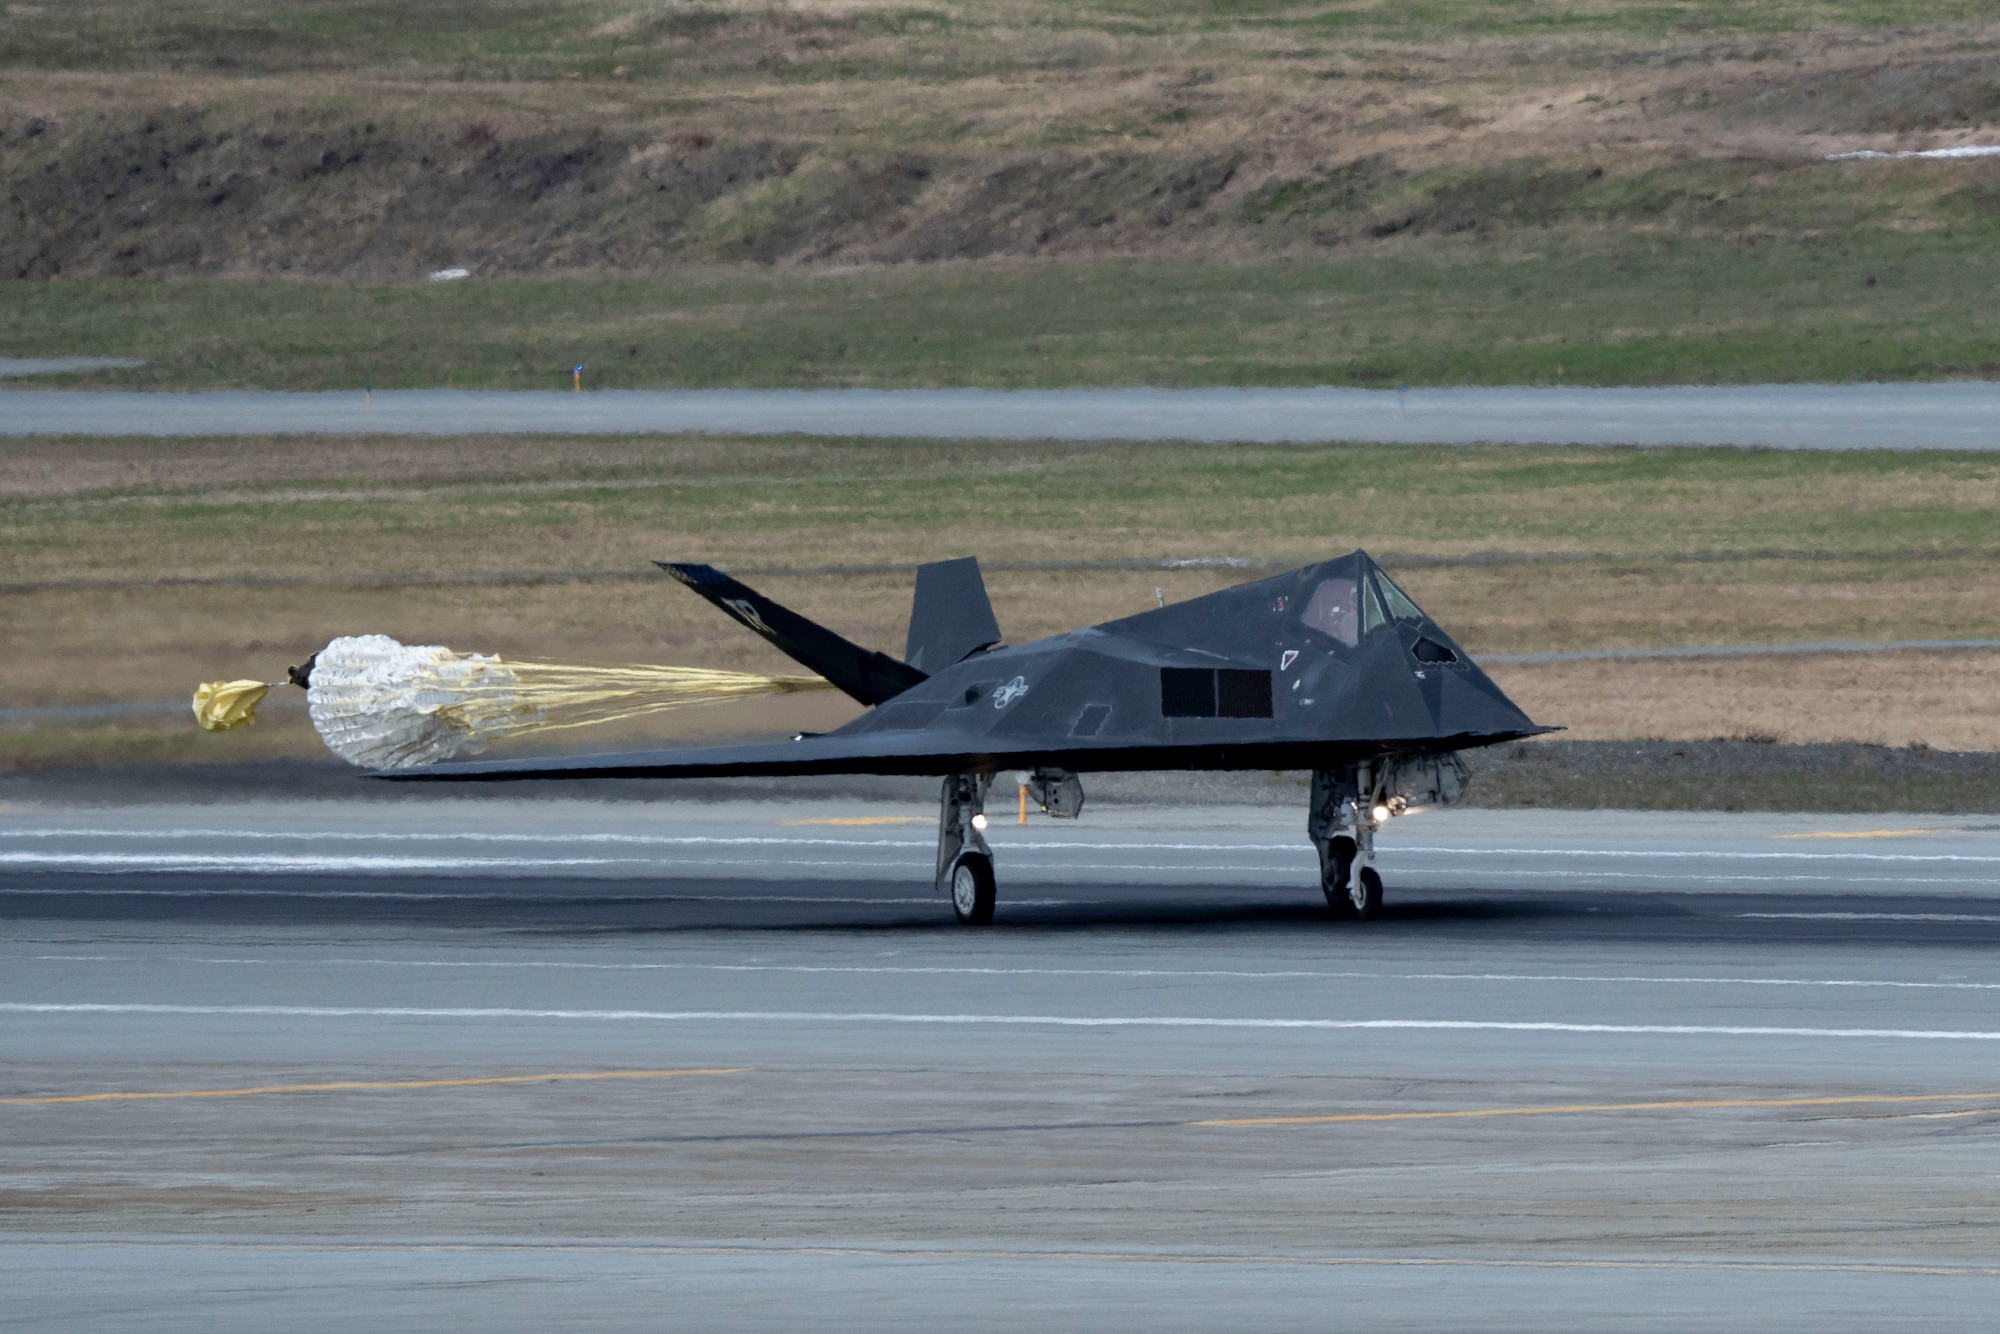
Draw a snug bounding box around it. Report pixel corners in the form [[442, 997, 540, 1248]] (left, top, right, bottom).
[[1310, 766, 1385, 922]]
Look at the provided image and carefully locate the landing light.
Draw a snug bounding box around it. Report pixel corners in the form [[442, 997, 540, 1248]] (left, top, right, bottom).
[[1370, 803, 1391, 823], [971, 813, 989, 831]]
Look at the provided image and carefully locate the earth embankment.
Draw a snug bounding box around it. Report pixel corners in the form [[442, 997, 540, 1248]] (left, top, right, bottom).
[[6, 2, 2000, 280]]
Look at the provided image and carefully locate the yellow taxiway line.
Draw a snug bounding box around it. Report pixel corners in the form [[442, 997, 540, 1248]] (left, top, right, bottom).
[[0, 1067, 746, 1106], [1772, 828, 1942, 839], [12, 1072, 1995, 1135], [1192, 1089, 2000, 1127]]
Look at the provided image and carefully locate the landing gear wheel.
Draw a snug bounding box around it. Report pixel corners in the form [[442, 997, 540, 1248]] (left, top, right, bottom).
[[1321, 836, 1358, 918], [1350, 866, 1383, 922], [950, 853, 996, 925]]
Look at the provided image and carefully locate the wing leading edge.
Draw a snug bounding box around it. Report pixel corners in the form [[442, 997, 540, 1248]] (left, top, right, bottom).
[[657, 562, 925, 705], [375, 727, 1543, 783]]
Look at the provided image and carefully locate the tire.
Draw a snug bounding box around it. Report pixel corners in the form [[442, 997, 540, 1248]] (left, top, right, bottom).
[[1351, 866, 1384, 922], [1321, 836, 1358, 918], [950, 854, 996, 925]]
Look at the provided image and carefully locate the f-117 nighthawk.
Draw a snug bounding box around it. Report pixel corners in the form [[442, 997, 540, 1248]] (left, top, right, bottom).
[[392, 553, 1551, 924]]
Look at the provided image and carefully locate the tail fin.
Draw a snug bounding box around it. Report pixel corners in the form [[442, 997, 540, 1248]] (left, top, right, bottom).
[[905, 557, 1002, 673], [657, 563, 926, 706]]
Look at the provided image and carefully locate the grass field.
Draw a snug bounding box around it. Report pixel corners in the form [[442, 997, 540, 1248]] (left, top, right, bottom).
[[6, 1, 2000, 390], [11, 231, 2000, 389], [12, 0, 1995, 74], [3, 1, 2000, 314], [6, 2, 1997, 774], [6, 432, 1997, 768]]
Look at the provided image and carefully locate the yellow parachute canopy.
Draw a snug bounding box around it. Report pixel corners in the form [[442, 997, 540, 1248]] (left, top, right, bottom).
[[191, 680, 271, 732]]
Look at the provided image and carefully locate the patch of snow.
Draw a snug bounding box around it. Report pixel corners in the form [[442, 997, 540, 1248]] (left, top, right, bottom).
[[1826, 145, 2000, 161]]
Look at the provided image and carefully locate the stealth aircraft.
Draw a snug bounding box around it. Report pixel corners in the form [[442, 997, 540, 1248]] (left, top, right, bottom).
[[393, 553, 1550, 923]]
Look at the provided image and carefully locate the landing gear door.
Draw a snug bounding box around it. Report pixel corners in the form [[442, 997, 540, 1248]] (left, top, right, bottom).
[[1025, 767, 1084, 819], [1382, 753, 1471, 809]]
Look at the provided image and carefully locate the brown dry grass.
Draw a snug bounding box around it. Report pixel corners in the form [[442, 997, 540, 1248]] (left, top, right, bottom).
[[1494, 650, 2000, 750], [6, 432, 1998, 767], [13, 564, 2000, 766], [1414, 562, 2000, 654], [0, 434, 818, 499], [19, 569, 1997, 767], [11, 7, 1997, 174], [18, 562, 1996, 700], [7, 3, 2000, 277], [9, 436, 2000, 580]]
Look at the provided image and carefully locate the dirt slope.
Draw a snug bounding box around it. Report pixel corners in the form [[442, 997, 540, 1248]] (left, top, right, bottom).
[[4, 3, 1999, 278]]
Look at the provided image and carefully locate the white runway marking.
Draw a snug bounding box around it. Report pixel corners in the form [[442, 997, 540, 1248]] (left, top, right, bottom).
[[0, 852, 936, 873], [0, 828, 938, 849], [9, 1002, 2000, 1040], [1740, 912, 2000, 923], [26, 955, 2000, 991], [6, 829, 1998, 864], [0, 887, 963, 903], [0, 852, 627, 872], [1389, 869, 1996, 885], [0, 889, 1086, 905], [1391, 847, 2000, 865], [0, 860, 1277, 879], [8, 857, 1989, 887], [13, 1235, 2000, 1277]]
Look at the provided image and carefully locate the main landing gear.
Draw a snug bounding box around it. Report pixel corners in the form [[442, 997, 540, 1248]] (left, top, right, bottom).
[[936, 768, 1084, 925], [938, 764, 1402, 926], [937, 773, 996, 925], [1309, 765, 1386, 922]]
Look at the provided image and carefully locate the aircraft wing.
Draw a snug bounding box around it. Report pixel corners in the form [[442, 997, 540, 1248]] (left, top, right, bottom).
[[376, 733, 997, 782], [373, 726, 1545, 784]]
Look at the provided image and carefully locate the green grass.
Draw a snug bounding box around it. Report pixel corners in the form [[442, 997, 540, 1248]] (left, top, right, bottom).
[[10, 231, 2000, 390], [2, 0, 1983, 80]]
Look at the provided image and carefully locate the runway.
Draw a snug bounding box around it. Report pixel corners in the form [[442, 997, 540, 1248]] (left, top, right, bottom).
[[5, 382, 2000, 448], [5, 800, 2000, 1329]]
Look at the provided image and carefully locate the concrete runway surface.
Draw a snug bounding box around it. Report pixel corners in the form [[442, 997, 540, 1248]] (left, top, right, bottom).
[[0, 358, 145, 378], [5, 382, 2000, 447], [5, 799, 2000, 1330]]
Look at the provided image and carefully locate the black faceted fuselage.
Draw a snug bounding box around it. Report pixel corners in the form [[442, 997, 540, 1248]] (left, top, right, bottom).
[[395, 551, 1546, 783]]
